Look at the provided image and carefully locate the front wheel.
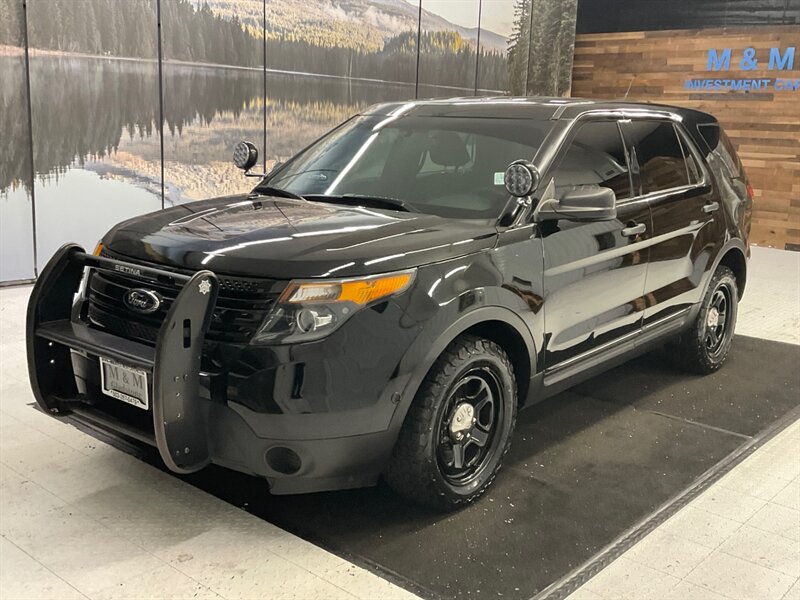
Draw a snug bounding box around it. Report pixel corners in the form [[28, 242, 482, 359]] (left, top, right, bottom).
[[668, 265, 738, 374], [386, 335, 517, 509]]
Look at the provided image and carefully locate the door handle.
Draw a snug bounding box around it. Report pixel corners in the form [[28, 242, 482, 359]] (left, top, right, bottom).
[[703, 202, 720, 214], [621, 223, 646, 237]]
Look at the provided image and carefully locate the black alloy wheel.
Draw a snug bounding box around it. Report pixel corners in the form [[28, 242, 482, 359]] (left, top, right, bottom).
[[437, 370, 504, 486], [705, 285, 731, 356], [386, 335, 517, 509], [668, 265, 738, 374]]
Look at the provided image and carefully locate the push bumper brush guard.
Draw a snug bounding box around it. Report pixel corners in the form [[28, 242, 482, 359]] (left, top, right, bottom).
[[26, 243, 219, 474]]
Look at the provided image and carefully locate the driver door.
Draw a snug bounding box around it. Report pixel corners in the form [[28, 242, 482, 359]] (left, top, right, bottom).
[[539, 119, 652, 372]]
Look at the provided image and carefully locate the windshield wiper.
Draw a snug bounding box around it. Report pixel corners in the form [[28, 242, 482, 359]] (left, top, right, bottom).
[[305, 194, 419, 213], [254, 185, 306, 201]]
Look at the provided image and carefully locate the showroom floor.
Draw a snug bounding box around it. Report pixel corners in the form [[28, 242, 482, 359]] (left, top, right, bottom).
[[1, 246, 798, 600]]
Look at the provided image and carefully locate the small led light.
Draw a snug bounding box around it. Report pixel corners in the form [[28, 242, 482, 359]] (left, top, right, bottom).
[[232, 141, 258, 171], [504, 161, 539, 197]]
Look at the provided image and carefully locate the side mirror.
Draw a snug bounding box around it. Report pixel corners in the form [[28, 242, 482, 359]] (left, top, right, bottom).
[[535, 186, 617, 222], [233, 140, 259, 172], [504, 160, 540, 198]]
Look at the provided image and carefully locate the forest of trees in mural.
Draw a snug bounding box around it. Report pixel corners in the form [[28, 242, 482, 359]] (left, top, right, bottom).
[[269, 30, 509, 90], [0, 56, 410, 196], [0, 0, 582, 197], [1, 0, 579, 97], [4, 0, 512, 90], [0, 0, 580, 280], [0, 0, 23, 47], [23, 0, 258, 64], [0, 58, 28, 195], [26, 0, 160, 58], [508, 0, 578, 95]]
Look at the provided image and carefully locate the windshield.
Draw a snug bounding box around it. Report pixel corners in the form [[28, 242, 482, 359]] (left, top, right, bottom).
[[261, 115, 553, 219]]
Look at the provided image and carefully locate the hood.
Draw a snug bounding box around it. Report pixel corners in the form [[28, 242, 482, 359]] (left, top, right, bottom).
[[103, 194, 497, 279]]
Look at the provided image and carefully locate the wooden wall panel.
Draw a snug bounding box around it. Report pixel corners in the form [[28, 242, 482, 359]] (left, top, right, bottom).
[[572, 25, 800, 250]]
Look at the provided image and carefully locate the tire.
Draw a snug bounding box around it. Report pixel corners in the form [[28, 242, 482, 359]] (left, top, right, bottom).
[[386, 335, 517, 509], [668, 265, 738, 374]]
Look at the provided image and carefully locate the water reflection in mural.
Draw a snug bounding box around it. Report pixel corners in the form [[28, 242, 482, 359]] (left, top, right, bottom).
[[0, 0, 35, 281], [1, 0, 577, 282], [10, 56, 418, 204], [161, 0, 264, 203], [0, 68, 34, 281], [26, 0, 162, 271]]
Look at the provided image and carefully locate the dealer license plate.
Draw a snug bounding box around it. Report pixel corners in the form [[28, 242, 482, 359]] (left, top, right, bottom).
[[99, 357, 149, 410]]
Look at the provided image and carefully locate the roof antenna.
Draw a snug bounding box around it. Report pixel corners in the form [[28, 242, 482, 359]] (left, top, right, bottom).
[[624, 76, 635, 100]]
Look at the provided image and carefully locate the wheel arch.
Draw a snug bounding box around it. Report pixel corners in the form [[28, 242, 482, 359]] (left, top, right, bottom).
[[393, 306, 537, 433], [461, 320, 532, 407], [711, 240, 748, 299]]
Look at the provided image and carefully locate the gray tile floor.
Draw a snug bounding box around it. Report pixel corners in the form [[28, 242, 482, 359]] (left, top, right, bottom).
[[0, 287, 417, 600], [567, 421, 800, 600], [1, 246, 798, 600], [567, 246, 800, 600]]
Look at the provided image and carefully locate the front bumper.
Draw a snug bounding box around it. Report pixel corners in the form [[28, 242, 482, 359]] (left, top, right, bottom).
[[26, 244, 399, 493]]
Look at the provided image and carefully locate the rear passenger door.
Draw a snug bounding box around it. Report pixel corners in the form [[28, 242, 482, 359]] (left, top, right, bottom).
[[540, 119, 652, 370], [620, 120, 724, 326]]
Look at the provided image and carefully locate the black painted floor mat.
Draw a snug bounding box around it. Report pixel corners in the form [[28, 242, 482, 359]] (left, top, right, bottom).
[[123, 337, 800, 599]]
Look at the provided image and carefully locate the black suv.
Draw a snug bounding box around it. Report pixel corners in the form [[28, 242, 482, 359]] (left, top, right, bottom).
[[27, 97, 752, 508]]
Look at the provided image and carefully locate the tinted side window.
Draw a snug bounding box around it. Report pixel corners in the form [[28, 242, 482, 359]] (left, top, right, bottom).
[[718, 130, 742, 178], [677, 132, 702, 184], [698, 123, 742, 178], [718, 131, 742, 177], [552, 121, 631, 200], [622, 121, 690, 195]]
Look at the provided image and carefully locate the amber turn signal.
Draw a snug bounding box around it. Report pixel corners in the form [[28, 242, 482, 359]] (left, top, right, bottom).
[[281, 271, 414, 306]]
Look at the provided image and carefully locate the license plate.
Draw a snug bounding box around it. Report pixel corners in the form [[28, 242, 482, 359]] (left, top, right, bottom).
[[99, 358, 149, 410]]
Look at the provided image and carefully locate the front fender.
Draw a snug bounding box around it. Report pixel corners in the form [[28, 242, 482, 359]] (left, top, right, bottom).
[[389, 298, 537, 436]]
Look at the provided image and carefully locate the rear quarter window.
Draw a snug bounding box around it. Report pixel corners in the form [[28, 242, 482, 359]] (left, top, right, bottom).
[[697, 123, 742, 179]]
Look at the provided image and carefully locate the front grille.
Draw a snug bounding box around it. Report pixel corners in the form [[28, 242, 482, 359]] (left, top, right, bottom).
[[86, 252, 283, 345]]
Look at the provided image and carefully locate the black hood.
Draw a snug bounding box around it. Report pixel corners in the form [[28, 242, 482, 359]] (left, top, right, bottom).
[[103, 194, 497, 279]]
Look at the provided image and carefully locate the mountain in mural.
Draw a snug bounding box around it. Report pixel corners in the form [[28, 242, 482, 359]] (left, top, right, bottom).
[[200, 0, 509, 52]]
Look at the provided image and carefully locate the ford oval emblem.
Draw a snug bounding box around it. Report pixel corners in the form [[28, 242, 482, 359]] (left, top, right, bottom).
[[123, 288, 162, 314]]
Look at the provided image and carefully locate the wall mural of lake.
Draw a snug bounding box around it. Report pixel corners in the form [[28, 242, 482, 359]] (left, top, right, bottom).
[[0, 0, 35, 281], [0, 0, 578, 282]]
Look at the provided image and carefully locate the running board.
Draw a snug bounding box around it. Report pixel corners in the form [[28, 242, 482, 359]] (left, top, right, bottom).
[[543, 308, 692, 388]]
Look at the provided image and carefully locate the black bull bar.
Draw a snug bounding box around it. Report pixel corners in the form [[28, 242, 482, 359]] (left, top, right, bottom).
[[26, 243, 219, 474]]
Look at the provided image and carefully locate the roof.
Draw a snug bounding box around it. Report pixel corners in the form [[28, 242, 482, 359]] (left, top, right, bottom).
[[362, 96, 717, 125]]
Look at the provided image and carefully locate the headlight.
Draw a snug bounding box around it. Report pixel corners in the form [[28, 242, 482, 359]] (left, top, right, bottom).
[[253, 269, 415, 344]]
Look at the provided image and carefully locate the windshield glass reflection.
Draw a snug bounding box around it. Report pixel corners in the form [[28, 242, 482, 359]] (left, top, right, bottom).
[[264, 115, 552, 219]]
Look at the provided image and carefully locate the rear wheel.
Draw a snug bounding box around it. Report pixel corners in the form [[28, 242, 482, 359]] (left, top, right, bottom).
[[386, 335, 517, 509], [668, 265, 738, 374]]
